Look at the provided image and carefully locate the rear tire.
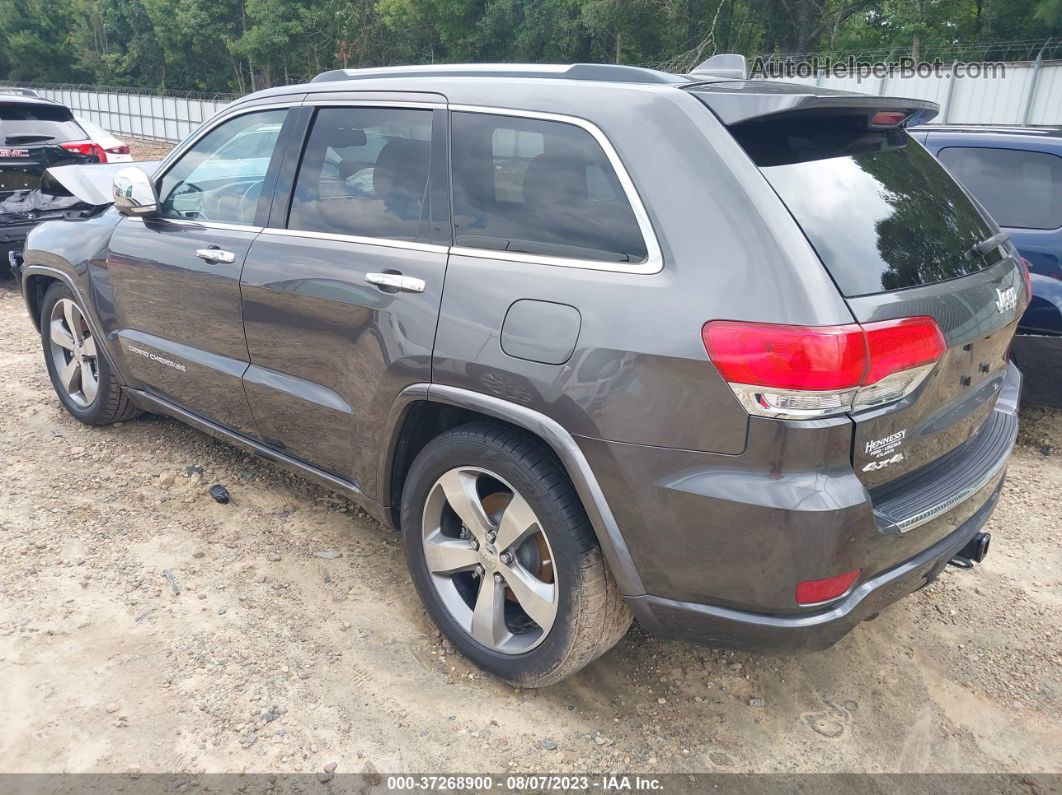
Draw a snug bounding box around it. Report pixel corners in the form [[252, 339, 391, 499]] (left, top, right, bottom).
[[40, 282, 140, 426], [401, 421, 631, 687]]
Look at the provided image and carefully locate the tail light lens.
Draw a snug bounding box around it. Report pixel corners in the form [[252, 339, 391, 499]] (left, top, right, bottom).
[[796, 570, 861, 605], [60, 140, 107, 163], [106, 144, 130, 156], [1019, 257, 1034, 298], [702, 317, 946, 419]]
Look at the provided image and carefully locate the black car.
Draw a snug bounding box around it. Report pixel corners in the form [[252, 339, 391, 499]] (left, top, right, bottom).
[[1, 93, 111, 270], [13, 59, 1026, 686]]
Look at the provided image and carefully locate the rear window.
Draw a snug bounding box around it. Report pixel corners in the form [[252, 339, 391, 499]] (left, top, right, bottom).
[[1, 102, 84, 145], [938, 146, 1062, 231], [727, 114, 997, 297]]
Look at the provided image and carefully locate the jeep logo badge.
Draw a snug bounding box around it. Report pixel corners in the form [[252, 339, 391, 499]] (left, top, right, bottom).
[[995, 286, 1017, 313]]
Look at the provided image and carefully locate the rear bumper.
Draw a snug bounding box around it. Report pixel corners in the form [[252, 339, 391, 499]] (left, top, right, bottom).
[[626, 477, 1003, 651], [584, 361, 1021, 651]]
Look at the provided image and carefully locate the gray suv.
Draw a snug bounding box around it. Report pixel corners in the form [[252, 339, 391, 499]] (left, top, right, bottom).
[[13, 62, 1026, 686]]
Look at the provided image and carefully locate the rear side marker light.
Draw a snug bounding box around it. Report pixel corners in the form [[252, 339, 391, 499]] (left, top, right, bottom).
[[703, 317, 946, 419], [796, 570, 861, 606]]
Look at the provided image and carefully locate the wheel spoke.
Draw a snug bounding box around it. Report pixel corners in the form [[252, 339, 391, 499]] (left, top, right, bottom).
[[494, 492, 538, 552], [437, 469, 494, 542], [470, 574, 507, 648], [80, 334, 97, 359], [423, 532, 480, 575], [63, 301, 82, 343], [59, 357, 81, 393], [50, 320, 75, 351], [81, 365, 99, 403], [503, 564, 557, 631]]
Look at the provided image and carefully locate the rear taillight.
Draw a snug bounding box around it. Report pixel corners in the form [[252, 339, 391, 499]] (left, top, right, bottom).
[[1019, 257, 1034, 299], [106, 144, 130, 156], [60, 140, 107, 163], [702, 317, 946, 419]]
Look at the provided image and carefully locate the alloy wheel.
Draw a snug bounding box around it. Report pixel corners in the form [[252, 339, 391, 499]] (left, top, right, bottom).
[[48, 298, 99, 408], [421, 466, 558, 654]]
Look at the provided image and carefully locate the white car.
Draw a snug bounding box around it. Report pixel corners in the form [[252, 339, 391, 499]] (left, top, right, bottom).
[[74, 117, 132, 162]]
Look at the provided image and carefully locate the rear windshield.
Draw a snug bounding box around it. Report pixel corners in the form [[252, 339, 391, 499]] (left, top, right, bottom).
[[0, 102, 84, 145], [727, 114, 997, 296]]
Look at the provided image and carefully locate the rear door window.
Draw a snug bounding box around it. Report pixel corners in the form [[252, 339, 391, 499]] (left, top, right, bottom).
[[450, 112, 648, 263], [286, 106, 433, 242], [723, 113, 998, 296], [938, 146, 1062, 231]]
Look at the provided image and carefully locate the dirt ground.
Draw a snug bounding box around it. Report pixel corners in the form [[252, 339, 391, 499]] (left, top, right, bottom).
[[1, 141, 1060, 777]]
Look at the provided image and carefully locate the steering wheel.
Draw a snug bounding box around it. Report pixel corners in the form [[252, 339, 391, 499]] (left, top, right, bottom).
[[171, 182, 209, 220], [236, 181, 263, 221]]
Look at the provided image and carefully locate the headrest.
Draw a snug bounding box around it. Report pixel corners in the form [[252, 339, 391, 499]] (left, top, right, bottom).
[[373, 138, 430, 199], [522, 153, 589, 207]]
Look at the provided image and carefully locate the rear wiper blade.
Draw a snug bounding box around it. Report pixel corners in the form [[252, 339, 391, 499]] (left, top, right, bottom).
[[4, 134, 54, 144], [965, 232, 1009, 260]]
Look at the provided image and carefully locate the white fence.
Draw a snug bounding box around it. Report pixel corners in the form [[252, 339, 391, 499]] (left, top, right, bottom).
[[760, 59, 1062, 126], [6, 84, 234, 143]]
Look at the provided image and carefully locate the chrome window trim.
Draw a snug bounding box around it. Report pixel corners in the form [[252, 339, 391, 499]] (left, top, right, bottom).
[[259, 227, 448, 255], [448, 104, 664, 275], [127, 217, 265, 234]]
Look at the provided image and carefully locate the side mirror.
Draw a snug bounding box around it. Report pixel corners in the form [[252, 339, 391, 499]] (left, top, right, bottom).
[[112, 167, 158, 217]]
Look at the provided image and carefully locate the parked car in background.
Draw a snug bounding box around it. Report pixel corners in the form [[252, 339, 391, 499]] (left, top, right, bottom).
[[13, 62, 1026, 685], [75, 116, 132, 162], [1, 93, 134, 272], [914, 126, 1062, 407]]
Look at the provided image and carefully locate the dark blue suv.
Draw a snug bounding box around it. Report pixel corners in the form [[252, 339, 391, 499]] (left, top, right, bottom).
[[915, 126, 1062, 406]]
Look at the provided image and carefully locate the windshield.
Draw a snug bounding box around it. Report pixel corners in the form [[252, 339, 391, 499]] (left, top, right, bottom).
[[727, 114, 998, 297]]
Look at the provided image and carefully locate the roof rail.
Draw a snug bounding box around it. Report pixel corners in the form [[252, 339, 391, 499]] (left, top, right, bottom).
[[310, 63, 687, 85]]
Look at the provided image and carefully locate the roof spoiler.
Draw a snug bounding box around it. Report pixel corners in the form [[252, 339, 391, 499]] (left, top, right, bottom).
[[689, 84, 940, 127], [688, 54, 747, 80]]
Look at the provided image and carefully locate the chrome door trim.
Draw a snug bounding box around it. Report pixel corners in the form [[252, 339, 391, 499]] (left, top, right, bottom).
[[257, 226, 448, 255], [448, 104, 664, 275], [125, 216, 265, 234]]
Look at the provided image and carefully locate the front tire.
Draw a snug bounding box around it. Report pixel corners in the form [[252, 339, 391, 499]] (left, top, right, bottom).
[[40, 282, 140, 426], [401, 421, 631, 687]]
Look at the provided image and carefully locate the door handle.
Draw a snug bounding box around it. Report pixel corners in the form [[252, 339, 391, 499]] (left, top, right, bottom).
[[195, 248, 236, 264], [365, 272, 426, 293]]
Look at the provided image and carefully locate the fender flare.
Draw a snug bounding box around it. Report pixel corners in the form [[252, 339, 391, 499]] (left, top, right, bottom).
[[380, 382, 647, 597], [20, 264, 125, 382]]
